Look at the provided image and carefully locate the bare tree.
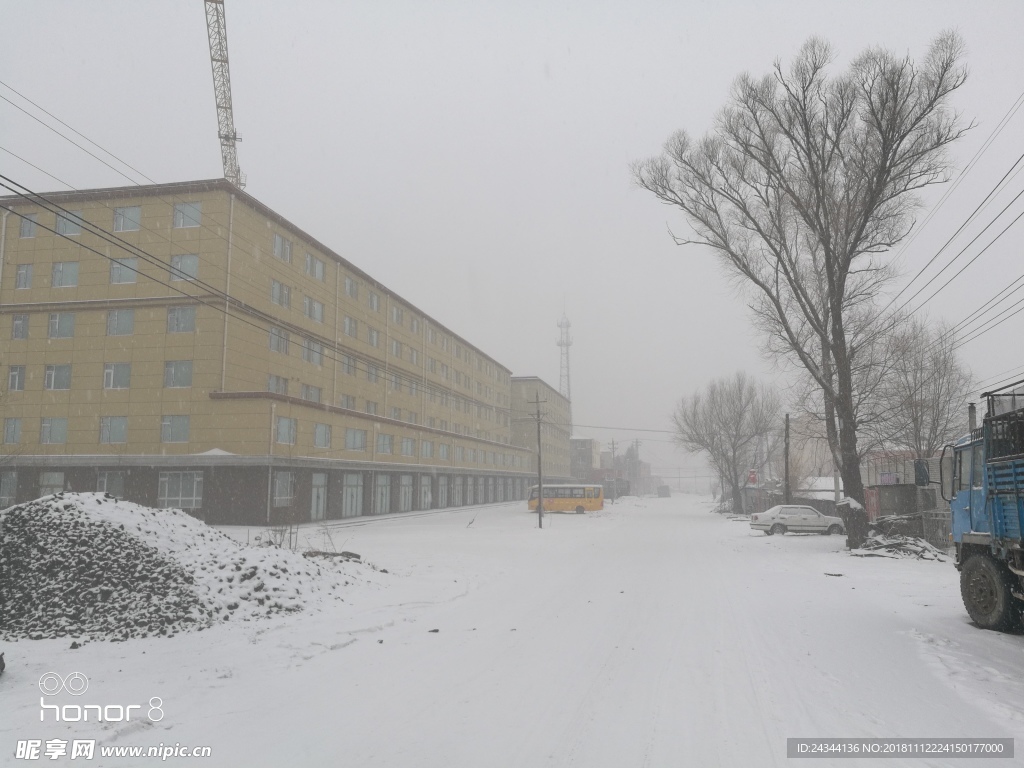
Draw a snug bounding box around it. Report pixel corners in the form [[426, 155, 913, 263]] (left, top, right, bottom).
[[871, 317, 973, 458], [634, 33, 970, 505], [672, 372, 780, 514]]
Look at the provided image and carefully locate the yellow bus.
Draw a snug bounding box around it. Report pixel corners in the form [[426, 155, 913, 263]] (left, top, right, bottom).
[[527, 484, 604, 514]]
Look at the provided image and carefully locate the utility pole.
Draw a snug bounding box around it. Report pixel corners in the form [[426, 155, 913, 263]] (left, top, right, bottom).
[[531, 392, 546, 528], [609, 438, 617, 504], [784, 413, 791, 505]]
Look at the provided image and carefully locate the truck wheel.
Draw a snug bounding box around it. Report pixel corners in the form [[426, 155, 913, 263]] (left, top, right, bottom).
[[770, 524, 786, 536], [961, 554, 1021, 632]]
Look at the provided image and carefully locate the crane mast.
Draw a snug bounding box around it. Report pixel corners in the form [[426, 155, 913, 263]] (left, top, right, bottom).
[[204, 0, 245, 188]]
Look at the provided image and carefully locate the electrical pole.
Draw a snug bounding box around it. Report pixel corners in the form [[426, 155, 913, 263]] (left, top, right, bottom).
[[609, 438, 617, 504], [784, 413, 791, 505], [531, 392, 546, 528]]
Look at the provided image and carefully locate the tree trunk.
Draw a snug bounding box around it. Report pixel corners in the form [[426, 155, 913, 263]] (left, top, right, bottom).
[[731, 476, 744, 515]]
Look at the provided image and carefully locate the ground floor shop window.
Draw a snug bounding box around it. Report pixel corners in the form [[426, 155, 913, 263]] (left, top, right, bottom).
[[158, 471, 203, 510]]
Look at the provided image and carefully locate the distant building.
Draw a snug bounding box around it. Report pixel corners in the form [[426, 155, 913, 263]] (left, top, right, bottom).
[[510, 376, 571, 481], [570, 437, 601, 481], [0, 179, 536, 523]]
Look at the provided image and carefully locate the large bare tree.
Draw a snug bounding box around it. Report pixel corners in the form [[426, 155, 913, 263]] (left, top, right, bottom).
[[634, 33, 970, 504], [672, 372, 780, 514]]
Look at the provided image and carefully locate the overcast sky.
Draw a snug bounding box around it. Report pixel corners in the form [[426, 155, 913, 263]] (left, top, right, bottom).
[[3, 1, 1023, 479]]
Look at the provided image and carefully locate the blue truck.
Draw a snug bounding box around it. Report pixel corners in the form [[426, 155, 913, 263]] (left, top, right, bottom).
[[943, 382, 1024, 631]]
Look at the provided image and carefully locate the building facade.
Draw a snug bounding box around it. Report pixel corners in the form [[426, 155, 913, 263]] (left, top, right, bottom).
[[570, 437, 601, 481], [0, 180, 535, 523], [510, 376, 571, 481]]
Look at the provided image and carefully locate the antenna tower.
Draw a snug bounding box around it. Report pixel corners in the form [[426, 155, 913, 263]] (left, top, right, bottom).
[[557, 313, 573, 435], [205, 0, 245, 189]]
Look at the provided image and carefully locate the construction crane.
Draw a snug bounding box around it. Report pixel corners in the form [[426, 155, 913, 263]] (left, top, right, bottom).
[[204, 0, 245, 189]]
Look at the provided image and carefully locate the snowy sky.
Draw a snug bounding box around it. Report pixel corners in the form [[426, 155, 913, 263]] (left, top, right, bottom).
[[2, 0, 1023, 476]]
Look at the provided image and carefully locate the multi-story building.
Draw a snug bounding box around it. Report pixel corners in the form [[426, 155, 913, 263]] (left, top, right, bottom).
[[570, 437, 602, 481], [0, 179, 534, 523], [510, 376, 571, 481]]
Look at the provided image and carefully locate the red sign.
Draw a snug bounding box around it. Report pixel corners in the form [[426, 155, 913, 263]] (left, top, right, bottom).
[[747, 470, 758, 485]]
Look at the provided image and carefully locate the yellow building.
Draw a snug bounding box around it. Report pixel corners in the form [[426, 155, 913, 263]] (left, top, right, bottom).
[[510, 376, 571, 481], [0, 179, 534, 523]]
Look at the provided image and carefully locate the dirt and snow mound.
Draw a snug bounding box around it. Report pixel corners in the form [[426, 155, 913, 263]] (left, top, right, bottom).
[[0, 493, 357, 641]]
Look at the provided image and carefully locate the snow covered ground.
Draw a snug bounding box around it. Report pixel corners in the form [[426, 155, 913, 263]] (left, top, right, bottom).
[[3, 495, 1023, 766]]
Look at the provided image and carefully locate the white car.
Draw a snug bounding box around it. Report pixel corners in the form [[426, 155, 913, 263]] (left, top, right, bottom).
[[750, 505, 845, 536]]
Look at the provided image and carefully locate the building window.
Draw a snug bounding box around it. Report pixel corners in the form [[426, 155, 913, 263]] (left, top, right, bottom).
[[314, 423, 331, 448], [272, 471, 295, 506], [40, 471, 65, 496], [167, 306, 196, 333], [170, 254, 199, 281], [345, 428, 367, 450], [267, 374, 288, 395], [411, 317, 420, 334], [407, 411, 418, 425], [271, 280, 291, 307], [40, 417, 68, 444], [103, 363, 131, 389], [158, 471, 203, 509], [173, 202, 201, 229], [341, 354, 356, 375], [15, 264, 32, 289], [275, 416, 297, 445], [305, 253, 326, 280], [366, 364, 379, 383], [3, 418, 21, 445], [388, 372, 401, 392], [344, 276, 358, 299], [439, 444, 450, 460], [48, 311, 74, 337], [455, 446, 464, 461], [301, 383, 321, 403], [51, 261, 79, 288], [97, 471, 125, 497], [106, 309, 135, 336], [160, 415, 190, 443], [369, 292, 380, 311], [269, 327, 290, 354], [19, 214, 37, 238], [163, 360, 193, 388], [11, 314, 28, 340], [390, 339, 401, 358], [401, 437, 415, 456], [391, 306, 404, 325], [376, 433, 393, 454], [56, 211, 83, 236], [44, 364, 72, 390], [367, 327, 379, 348], [99, 416, 128, 444], [421, 440, 434, 459], [365, 400, 378, 415], [8, 366, 25, 392], [113, 206, 141, 232], [303, 296, 324, 322], [409, 380, 418, 397], [110, 257, 138, 284], [339, 394, 356, 409], [302, 338, 324, 365], [0, 471, 17, 507], [343, 316, 358, 337], [410, 349, 418, 366], [273, 233, 292, 262], [390, 406, 401, 420]]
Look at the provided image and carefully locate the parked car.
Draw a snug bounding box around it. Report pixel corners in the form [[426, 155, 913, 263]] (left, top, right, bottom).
[[750, 505, 845, 536]]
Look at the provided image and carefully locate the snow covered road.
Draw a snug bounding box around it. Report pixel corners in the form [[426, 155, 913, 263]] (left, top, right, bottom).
[[3, 495, 1023, 766]]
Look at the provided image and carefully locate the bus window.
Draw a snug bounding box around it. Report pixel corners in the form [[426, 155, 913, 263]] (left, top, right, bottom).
[[572, 488, 585, 498], [585, 488, 593, 498]]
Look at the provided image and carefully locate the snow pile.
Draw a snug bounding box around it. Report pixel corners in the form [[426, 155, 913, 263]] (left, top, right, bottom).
[[0, 493, 351, 641], [850, 533, 949, 561]]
